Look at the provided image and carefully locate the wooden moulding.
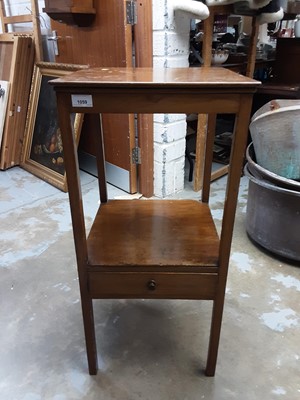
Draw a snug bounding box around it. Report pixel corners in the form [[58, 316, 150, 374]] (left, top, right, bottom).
[[0, 34, 34, 170], [20, 62, 87, 191]]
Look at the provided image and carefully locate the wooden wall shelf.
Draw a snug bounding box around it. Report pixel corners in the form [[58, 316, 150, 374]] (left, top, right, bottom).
[[43, 0, 96, 26]]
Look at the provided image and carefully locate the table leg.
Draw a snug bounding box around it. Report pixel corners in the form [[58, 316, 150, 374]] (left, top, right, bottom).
[[202, 114, 217, 203], [89, 113, 108, 203], [56, 95, 98, 374], [193, 113, 207, 192], [205, 94, 253, 376]]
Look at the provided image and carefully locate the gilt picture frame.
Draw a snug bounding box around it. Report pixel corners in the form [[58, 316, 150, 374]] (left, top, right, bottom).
[[21, 62, 87, 191]]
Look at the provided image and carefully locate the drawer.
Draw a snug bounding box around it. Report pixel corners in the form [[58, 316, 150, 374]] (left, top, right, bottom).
[[88, 271, 218, 300]]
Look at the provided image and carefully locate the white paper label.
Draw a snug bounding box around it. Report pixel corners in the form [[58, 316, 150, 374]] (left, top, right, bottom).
[[71, 94, 93, 107]]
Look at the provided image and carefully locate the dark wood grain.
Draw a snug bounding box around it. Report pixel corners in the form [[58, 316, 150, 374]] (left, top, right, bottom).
[[51, 66, 259, 88], [89, 271, 218, 300], [87, 200, 219, 268], [52, 67, 259, 376]]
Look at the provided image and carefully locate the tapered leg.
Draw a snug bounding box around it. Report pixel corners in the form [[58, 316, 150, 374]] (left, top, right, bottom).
[[205, 295, 225, 376], [81, 296, 98, 375], [205, 95, 254, 376], [56, 95, 98, 375]]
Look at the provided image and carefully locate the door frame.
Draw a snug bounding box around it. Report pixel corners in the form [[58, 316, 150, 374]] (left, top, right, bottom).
[[134, 0, 153, 198]]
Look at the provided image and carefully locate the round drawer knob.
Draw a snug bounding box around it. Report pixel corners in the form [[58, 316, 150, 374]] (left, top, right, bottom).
[[147, 279, 156, 291]]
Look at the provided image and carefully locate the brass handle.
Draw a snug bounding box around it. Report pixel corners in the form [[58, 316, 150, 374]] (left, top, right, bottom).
[[147, 279, 156, 291]]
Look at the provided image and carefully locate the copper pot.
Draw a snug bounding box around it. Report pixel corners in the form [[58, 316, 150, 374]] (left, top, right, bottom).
[[245, 164, 300, 261]]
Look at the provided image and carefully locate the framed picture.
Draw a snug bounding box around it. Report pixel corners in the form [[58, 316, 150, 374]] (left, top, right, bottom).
[[0, 81, 10, 146], [21, 62, 86, 191]]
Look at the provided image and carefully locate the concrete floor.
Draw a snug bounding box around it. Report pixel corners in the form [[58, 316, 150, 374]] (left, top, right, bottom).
[[0, 167, 299, 400]]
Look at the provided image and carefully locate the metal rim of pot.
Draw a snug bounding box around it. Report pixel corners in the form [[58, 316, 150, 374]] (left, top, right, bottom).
[[250, 104, 300, 125], [244, 163, 300, 197], [246, 143, 300, 193]]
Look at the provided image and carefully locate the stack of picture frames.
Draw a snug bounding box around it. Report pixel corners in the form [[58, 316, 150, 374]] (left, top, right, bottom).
[[0, 80, 9, 149], [21, 62, 87, 192], [0, 33, 35, 170]]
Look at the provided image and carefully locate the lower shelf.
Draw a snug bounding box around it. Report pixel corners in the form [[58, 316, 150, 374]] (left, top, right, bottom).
[[87, 199, 220, 269]]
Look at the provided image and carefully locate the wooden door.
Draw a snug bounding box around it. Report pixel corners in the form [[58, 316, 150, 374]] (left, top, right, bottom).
[[50, 0, 137, 193]]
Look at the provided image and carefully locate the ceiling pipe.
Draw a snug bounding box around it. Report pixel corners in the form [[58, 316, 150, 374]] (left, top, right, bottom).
[[170, 0, 210, 20]]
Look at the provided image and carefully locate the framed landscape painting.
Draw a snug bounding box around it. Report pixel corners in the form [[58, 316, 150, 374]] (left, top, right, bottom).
[[21, 62, 87, 191]]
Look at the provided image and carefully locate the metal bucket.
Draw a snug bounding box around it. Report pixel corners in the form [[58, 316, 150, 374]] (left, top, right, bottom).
[[246, 143, 300, 192], [249, 100, 300, 180], [245, 163, 300, 261]]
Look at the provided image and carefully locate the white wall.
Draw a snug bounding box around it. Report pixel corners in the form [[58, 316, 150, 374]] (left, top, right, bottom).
[[152, 0, 192, 197]]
